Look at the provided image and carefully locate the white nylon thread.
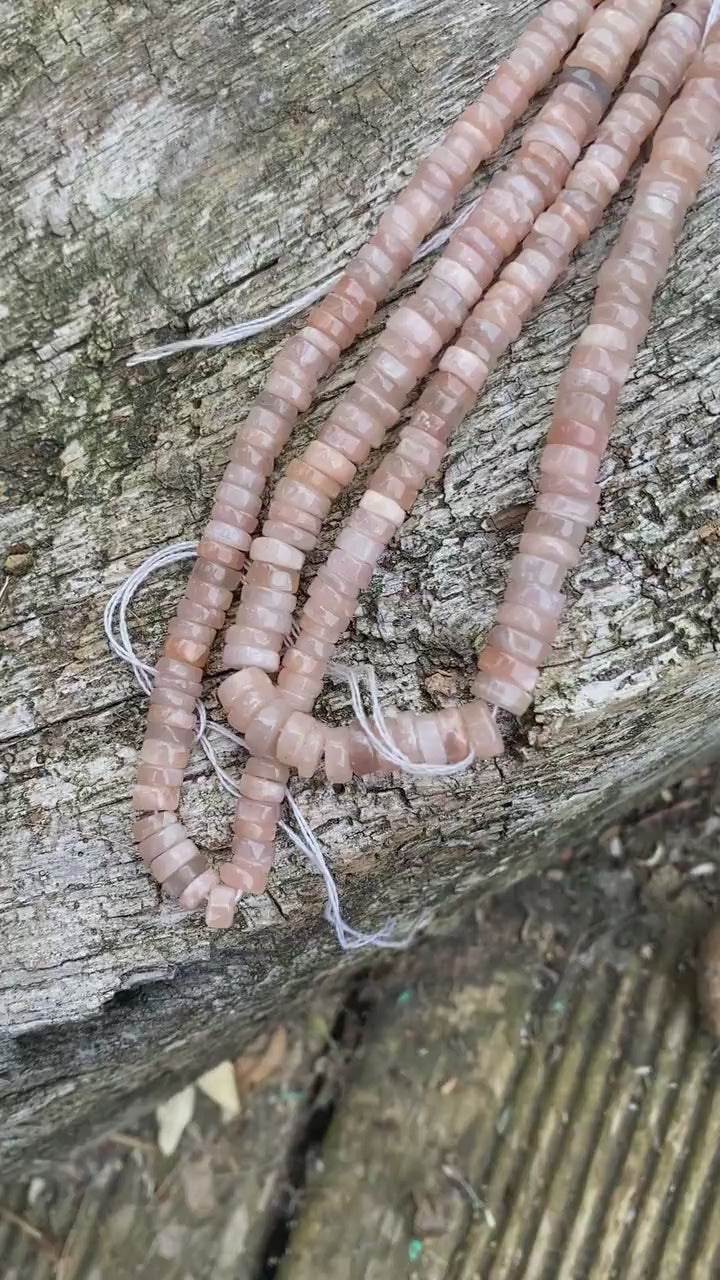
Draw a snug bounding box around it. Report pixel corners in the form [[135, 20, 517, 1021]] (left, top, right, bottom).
[[327, 662, 474, 776], [105, 543, 427, 950], [127, 198, 479, 366]]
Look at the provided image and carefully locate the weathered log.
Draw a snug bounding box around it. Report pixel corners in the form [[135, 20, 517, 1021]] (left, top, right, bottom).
[[1, 0, 719, 1172]]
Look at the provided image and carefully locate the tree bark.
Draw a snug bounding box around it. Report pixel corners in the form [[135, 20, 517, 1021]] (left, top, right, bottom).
[[1, 0, 719, 1172]]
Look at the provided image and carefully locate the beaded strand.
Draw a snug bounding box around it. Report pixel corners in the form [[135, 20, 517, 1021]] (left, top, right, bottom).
[[129, 1, 719, 930]]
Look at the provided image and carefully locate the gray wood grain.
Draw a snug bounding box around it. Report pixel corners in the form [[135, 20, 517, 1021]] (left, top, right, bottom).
[[1, 0, 719, 1169]]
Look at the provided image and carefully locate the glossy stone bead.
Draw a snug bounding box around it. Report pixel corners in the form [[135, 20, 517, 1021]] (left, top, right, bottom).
[[163, 856, 210, 900], [325, 727, 353, 783], [206, 883, 237, 929], [178, 869, 219, 911], [218, 668, 275, 733], [243, 699, 293, 758], [276, 711, 325, 777], [459, 700, 505, 756]]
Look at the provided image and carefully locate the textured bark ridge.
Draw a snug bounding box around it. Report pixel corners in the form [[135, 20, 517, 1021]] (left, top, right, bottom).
[[1, 0, 719, 1169]]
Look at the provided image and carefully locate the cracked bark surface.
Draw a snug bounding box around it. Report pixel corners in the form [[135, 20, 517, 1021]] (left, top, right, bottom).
[[1, 0, 719, 1170]]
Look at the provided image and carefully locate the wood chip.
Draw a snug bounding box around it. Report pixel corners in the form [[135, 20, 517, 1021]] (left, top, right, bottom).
[[155, 1085, 196, 1156], [196, 1060, 241, 1118], [235, 1025, 288, 1090]]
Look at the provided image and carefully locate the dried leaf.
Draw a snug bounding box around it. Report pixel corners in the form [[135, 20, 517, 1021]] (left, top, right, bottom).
[[196, 1060, 241, 1119], [235, 1025, 288, 1090], [234, 1033, 270, 1090], [156, 1085, 196, 1156]]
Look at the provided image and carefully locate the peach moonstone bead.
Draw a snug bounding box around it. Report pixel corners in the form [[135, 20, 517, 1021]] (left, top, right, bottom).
[[206, 883, 238, 929], [218, 668, 275, 733], [221, 839, 275, 894]]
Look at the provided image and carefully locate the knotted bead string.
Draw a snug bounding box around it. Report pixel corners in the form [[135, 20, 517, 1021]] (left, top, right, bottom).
[[117, 0, 719, 931]]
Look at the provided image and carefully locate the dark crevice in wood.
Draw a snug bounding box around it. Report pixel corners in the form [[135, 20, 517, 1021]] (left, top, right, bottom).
[[253, 968, 377, 1278]]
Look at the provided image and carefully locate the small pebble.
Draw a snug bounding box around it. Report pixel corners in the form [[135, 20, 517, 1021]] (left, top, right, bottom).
[[3, 543, 33, 575], [688, 862, 716, 879], [608, 833, 624, 860]]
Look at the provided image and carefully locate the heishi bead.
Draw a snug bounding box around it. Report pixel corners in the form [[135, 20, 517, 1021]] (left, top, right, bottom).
[[319, 420, 373, 465], [336, 526, 385, 567], [301, 603, 348, 644], [415, 714, 448, 766], [487, 624, 550, 667], [223, 642, 280, 673], [524, 508, 587, 546], [261, 520, 317, 552], [246, 757, 290, 783], [509, 552, 566, 591], [276, 711, 325, 777], [230, 601, 289, 637], [497, 597, 562, 645], [387, 713, 422, 765], [243, 699, 293, 757], [241, 584, 296, 614], [434, 707, 471, 763], [332, 395, 386, 445], [460, 701, 505, 756], [223, 461, 267, 494], [325, 548, 375, 591], [275, 476, 331, 519], [148, 838, 203, 884], [163, 856, 210, 899], [305, 440, 358, 486], [347, 722, 382, 777], [132, 811, 177, 843], [231, 837, 276, 872], [136, 763, 185, 789], [324, 727, 353, 783], [239, 772, 286, 804], [540, 443, 600, 484], [519, 531, 581, 568], [225, 838, 275, 891], [547, 420, 608, 454], [196, 538, 249, 572], [283, 645, 331, 677], [229, 438, 274, 473], [155, 656, 203, 688], [294, 628, 336, 661], [218, 668, 275, 732], [250, 537, 305, 571], [179, 869, 219, 911], [186, 571, 233, 613], [206, 883, 238, 930], [360, 489, 406, 527], [190, 559, 243, 593], [139, 739, 190, 771], [535, 489, 599, 525], [246, 562, 300, 593], [149, 685, 197, 715], [144, 718, 195, 749], [233, 814, 277, 844], [132, 784, 180, 812], [276, 669, 322, 710], [220, 857, 271, 895], [472, 673, 532, 717], [538, 472, 601, 501], [346, 507, 396, 547], [234, 797, 281, 828], [178, 596, 226, 630]]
